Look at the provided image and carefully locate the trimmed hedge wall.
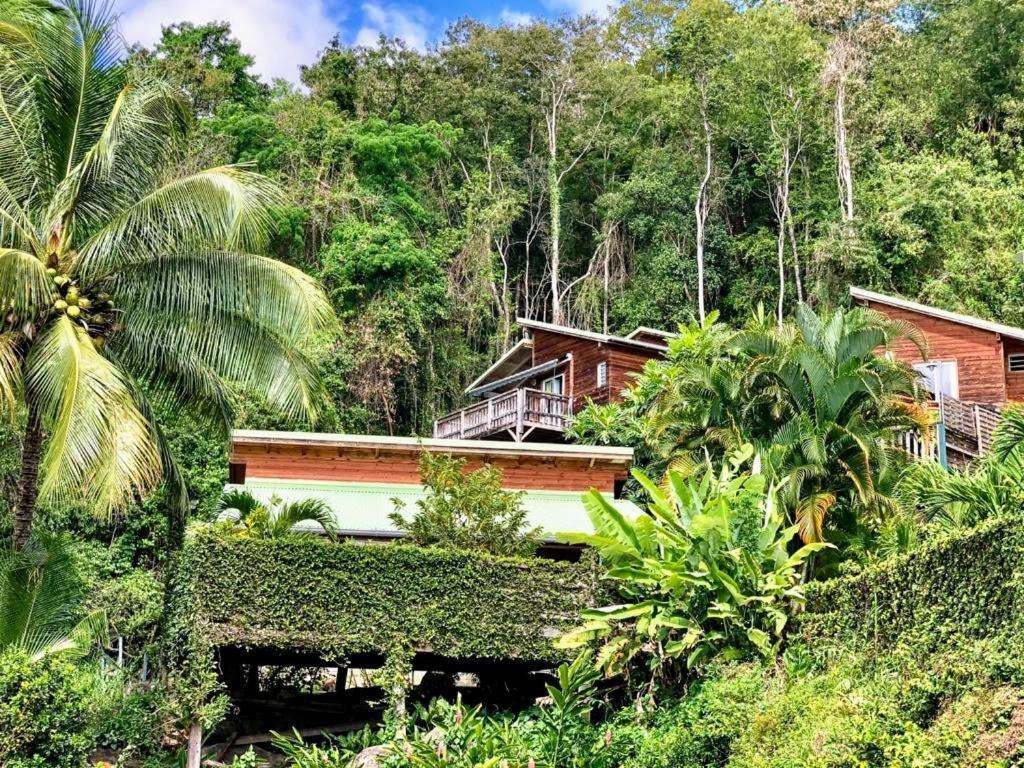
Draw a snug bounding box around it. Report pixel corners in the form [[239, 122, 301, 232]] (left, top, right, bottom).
[[796, 515, 1024, 651], [170, 529, 599, 663]]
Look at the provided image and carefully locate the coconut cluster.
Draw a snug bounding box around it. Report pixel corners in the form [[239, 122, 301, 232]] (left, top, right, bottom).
[[49, 269, 114, 344]]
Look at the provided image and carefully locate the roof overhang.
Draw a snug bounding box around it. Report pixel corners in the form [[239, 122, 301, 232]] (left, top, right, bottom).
[[464, 338, 534, 394], [225, 478, 642, 541], [516, 318, 669, 353], [850, 287, 1024, 343], [466, 357, 565, 398], [625, 326, 675, 341], [231, 429, 635, 464]]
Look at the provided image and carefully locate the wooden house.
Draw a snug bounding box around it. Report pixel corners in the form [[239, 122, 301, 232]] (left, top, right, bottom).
[[227, 430, 641, 557], [850, 286, 1022, 456], [433, 318, 672, 442]]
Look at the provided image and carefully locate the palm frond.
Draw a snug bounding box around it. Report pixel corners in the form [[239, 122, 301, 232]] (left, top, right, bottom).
[[0, 532, 105, 660], [45, 75, 190, 241], [272, 498, 339, 539], [0, 332, 21, 416], [0, 247, 53, 321], [111, 250, 336, 346], [77, 167, 283, 279], [24, 315, 161, 512], [113, 309, 328, 422]]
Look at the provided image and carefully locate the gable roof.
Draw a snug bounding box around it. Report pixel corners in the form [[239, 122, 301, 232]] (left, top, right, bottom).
[[516, 317, 671, 352], [850, 287, 1024, 343], [625, 326, 675, 341]]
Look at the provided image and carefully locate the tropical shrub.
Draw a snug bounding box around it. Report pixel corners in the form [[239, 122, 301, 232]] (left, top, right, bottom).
[[559, 448, 827, 692], [572, 305, 929, 550], [622, 663, 764, 768], [216, 489, 338, 539], [897, 404, 1024, 535], [390, 452, 541, 557], [0, 647, 94, 768]]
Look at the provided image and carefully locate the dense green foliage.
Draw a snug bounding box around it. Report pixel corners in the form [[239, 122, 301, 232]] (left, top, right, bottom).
[[169, 527, 596, 663], [390, 453, 541, 556], [0, 534, 105, 660], [102, 0, 1024, 438], [0, 648, 93, 768], [560, 450, 826, 686], [798, 513, 1024, 651], [3, 0, 1024, 763]]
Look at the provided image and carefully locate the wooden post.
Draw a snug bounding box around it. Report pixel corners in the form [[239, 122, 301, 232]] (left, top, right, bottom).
[[187, 720, 203, 768], [459, 410, 465, 440], [974, 404, 984, 454], [487, 397, 494, 432], [516, 389, 526, 442]]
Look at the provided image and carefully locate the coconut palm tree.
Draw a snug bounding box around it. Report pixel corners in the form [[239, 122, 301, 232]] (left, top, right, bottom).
[[217, 489, 339, 539], [0, 533, 106, 660], [0, 1, 333, 546]]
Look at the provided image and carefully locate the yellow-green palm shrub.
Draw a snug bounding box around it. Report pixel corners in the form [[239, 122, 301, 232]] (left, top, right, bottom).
[[0, 1, 333, 546], [571, 305, 930, 548], [558, 448, 829, 693]]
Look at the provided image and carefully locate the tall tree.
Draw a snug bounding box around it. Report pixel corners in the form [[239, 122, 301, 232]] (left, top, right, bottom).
[[729, 6, 824, 323], [0, 1, 332, 546], [667, 0, 734, 322]]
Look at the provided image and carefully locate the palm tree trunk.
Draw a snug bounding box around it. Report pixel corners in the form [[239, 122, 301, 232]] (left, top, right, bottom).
[[13, 404, 42, 548]]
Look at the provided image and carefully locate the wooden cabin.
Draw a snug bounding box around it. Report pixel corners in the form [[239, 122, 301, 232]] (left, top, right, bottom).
[[433, 318, 672, 442], [850, 286, 1022, 456], [227, 430, 641, 557]]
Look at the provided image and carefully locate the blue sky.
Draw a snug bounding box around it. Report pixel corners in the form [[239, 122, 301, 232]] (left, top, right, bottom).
[[113, 0, 601, 84]]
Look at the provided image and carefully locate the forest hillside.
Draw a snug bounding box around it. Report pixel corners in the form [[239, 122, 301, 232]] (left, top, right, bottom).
[[127, 0, 1024, 436]]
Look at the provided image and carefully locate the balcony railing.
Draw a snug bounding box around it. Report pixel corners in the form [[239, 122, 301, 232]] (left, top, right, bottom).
[[434, 388, 572, 441]]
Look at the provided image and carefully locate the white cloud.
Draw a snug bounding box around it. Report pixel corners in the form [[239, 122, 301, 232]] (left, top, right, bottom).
[[542, 0, 610, 15], [499, 8, 534, 26], [354, 2, 430, 51], [116, 0, 338, 84]]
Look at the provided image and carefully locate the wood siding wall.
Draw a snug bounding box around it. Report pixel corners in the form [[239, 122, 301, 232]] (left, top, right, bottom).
[[233, 443, 625, 492], [1003, 338, 1024, 401], [865, 300, 1008, 404], [530, 329, 662, 410]]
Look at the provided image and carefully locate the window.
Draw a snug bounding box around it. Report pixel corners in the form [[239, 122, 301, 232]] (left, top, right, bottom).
[[542, 374, 564, 395], [1010, 354, 1024, 373], [913, 360, 959, 398], [596, 361, 608, 387]]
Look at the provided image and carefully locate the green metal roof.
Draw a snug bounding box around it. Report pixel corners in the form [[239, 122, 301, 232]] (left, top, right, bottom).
[[224, 478, 640, 541]]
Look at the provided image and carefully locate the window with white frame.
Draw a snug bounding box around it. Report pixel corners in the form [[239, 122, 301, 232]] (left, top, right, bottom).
[[596, 361, 608, 387], [1009, 353, 1024, 373], [912, 360, 959, 398]]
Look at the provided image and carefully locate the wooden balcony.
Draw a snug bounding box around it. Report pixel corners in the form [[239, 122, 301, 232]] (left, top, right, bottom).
[[434, 388, 572, 442]]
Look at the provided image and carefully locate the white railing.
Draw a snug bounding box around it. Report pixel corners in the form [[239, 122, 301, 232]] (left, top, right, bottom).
[[434, 388, 571, 441]]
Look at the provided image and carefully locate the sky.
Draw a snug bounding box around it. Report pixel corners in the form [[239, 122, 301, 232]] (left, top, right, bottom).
[[114, 0, 607, 85]]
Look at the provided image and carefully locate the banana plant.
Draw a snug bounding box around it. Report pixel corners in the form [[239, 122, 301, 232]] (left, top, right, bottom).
[[559, 446, 830, 680]]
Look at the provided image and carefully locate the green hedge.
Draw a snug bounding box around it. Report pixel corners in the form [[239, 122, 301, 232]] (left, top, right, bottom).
[[170, 529, 598, 663], [796, 515, 1024, 651]]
